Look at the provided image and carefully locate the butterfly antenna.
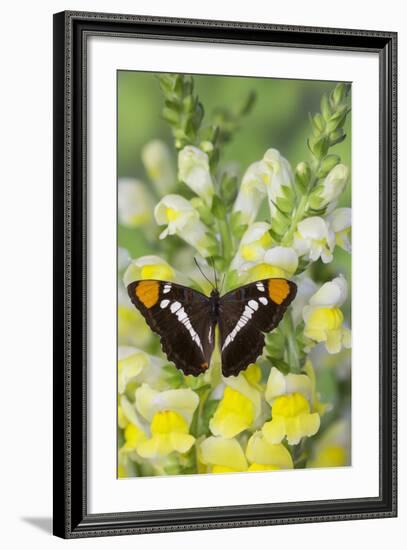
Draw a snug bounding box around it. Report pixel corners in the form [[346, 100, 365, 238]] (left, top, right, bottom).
[[194, 257, 215, 289], [219, 272, 226, 294], [210, 257, 218, 290]]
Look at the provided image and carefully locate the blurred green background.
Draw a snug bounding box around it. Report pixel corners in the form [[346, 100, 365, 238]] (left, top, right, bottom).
[[118, 72, 351, 178]]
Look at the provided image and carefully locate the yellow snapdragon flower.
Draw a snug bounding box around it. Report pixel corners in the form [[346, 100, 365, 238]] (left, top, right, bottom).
[[263, 367, 320, 445], [137, 410, 195, 458], [246, 246, 298, 282], [246, 431, 293, 471], [123, 255, 175, 288], [210, 387, 255, 438], [199, 436, 248, 473], [199, 432, 293, 474], [135, 384, 199, 425], [303, 275, 351, 354], [118, 347, 149, 394], [263, 392, 320, 445], [307, 419, 350, 468]]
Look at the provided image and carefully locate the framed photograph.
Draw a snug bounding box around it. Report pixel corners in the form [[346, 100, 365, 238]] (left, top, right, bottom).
[[53, 11, 397, 538]]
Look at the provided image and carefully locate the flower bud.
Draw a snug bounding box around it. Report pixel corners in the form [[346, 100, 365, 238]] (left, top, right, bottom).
[[319, 163, 349, 206], [141, 140, 176, 195], [316, 154, 340, 178], [295, 161, 311, 190], [178, 146, 214, 206]]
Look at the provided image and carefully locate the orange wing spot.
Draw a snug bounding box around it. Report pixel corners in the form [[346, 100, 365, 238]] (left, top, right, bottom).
[[201, 363, 209, 371], [268, 279, 291, 305], [135, 280, 160, 308]]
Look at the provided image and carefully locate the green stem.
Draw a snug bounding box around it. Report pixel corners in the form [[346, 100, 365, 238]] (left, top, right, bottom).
[[281, 159, 322, 247], [281, 195, 308, 246], [282, 314, 301, 374], [218, 218, 233, 264]]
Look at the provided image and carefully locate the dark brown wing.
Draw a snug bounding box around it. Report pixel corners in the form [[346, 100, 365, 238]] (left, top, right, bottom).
[[127, 280, 216, 376], [218, 278, 297, 377]]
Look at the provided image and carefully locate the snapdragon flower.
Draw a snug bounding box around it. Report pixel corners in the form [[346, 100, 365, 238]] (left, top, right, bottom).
[[178, 146, 214, 206], [199, 436, 248, 473], [232, 161, 268, 225], [246, 431, 293, 471], [155, 194, 216, 257], [134, 384, 199, 458], [307, 419, 351, 468], [311, 164, 349, 210], [230, 222, 272, 271], [199, 432, 293, 474], [118, 346, 171, 393], [246, 246, 298, 282], [141, 139, 176, 195], [303, 275, 351, 354], [294, 216, 335, 264], [123, 255, 175, 287], [262, 148, 295, 219], [118, 178, 155, 227], [328, 207, 352, 253], [262, 367, 320, 445], [209, 364, 264, 438]]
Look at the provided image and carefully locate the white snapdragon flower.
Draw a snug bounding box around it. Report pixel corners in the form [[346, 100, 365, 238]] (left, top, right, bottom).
[[328, 207, 352, 253], [135, 384, 199, 426], [155, 194, 215, 257], [303, 275, 351, 354], [319, 164, 349, 208], [231, 222, 272, 270], [141, 139, 176, 195], [178, 146, 214, 206], [233, 161, 268, 225], [245, 246, 298, 282], [154, 194, 198, 238], [118, 178, 155, 227], [262, 148, 295, 218], [294, 216, 335, 264]]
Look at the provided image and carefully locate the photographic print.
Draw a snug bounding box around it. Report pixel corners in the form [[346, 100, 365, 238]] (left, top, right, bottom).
[[117, 71, 352, 478]]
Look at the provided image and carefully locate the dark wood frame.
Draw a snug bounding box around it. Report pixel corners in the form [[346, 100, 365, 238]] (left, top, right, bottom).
[[53, 10, 397, 538]]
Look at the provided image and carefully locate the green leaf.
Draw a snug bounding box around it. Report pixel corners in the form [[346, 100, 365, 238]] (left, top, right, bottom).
[[271, 358, 290, 375]]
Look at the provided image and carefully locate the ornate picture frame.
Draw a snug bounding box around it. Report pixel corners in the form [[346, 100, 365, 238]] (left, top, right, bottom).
[[53, 11, 397, 538]]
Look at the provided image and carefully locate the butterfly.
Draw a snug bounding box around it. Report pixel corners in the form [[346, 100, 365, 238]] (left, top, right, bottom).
[[127, 273, 297, 377]]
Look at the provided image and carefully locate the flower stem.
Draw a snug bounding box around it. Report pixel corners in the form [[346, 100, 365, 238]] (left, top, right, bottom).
[[281, 159, 323, 247], [282, 314, 301, 374], [218, 218, 233, 265], [281, 195, 308, 247]]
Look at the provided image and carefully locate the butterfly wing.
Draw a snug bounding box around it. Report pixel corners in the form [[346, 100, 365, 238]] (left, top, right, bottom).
[[218, 278, 297, 377], [127, 280, 216, 376]]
